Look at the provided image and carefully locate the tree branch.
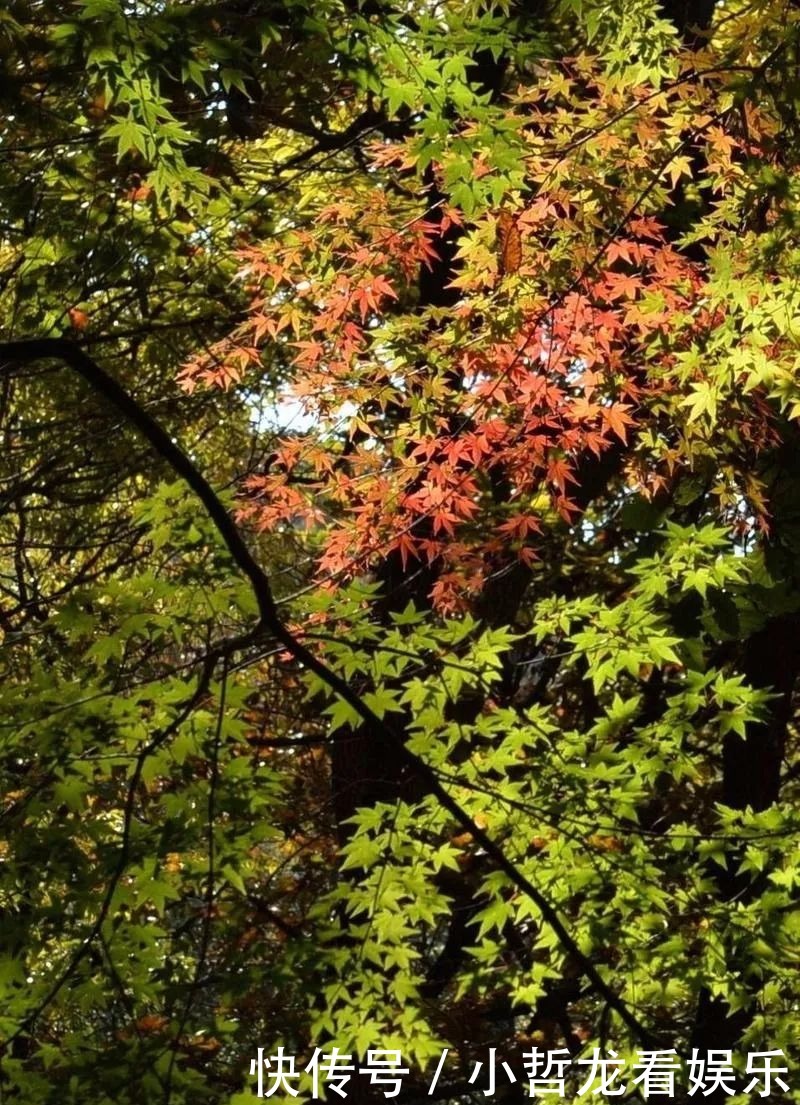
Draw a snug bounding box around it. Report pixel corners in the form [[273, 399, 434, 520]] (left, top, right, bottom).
[[0, 337, 658, 1046]]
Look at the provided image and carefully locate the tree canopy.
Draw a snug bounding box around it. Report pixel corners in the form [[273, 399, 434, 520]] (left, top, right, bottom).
[[1, 0, 800, 1102]]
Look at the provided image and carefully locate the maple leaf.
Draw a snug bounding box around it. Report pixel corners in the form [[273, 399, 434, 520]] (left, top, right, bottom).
[[547, 456, 575, 493], [666, 154, 694, 190], [603, 271, 642, 302], [292, 340, 325, 368], [600, 403, 635, 443], [497, 513, 541, 538], [570, 396, 601, 421]]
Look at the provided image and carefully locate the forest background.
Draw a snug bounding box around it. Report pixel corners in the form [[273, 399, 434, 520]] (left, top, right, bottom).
[[1, 0, 800, 1101]]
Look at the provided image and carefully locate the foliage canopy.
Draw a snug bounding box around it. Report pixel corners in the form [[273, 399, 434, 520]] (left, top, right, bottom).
[[1, 0, 800, 1102]]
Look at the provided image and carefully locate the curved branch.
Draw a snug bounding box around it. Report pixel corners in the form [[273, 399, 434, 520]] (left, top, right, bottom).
[[0, 336, 657, 1046], [0, 338, 277, 624]]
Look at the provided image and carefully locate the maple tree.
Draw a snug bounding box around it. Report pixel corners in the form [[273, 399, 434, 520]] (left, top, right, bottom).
[[1, 1, 800, 1103]]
